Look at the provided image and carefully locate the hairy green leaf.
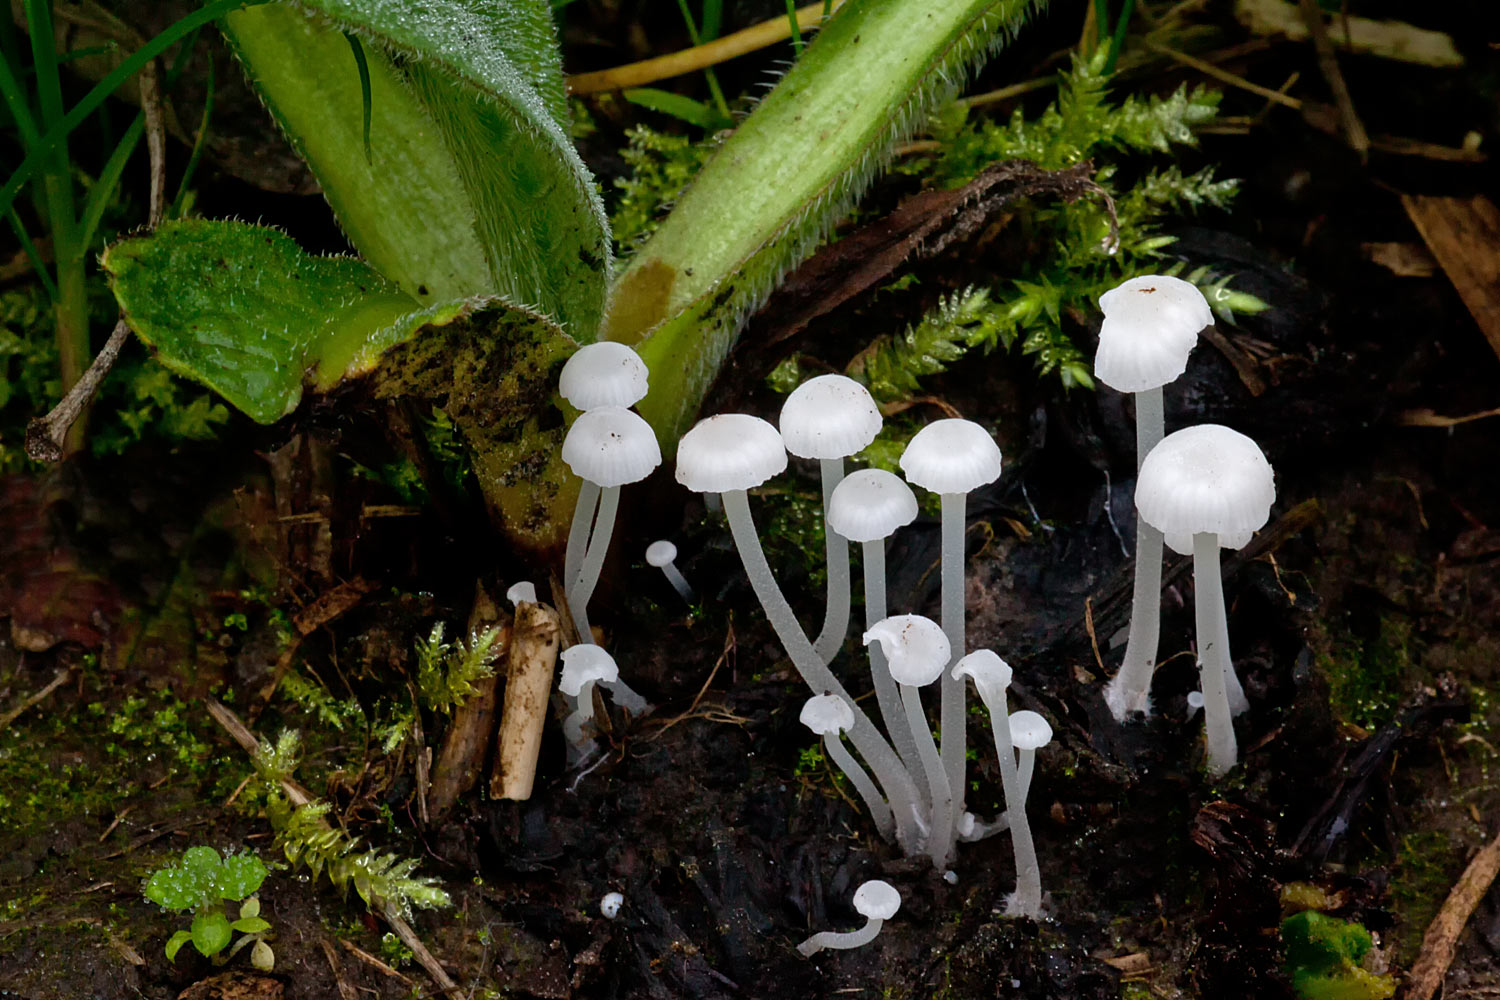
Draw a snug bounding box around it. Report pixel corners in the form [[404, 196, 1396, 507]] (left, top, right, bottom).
[[220, 0, 609, 337], [103, 220, 472, 424], [605, 0, 1047, 442]]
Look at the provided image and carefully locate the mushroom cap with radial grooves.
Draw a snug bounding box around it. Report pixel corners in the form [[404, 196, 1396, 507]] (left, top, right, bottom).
[[799, 693, 856, 736], [898, 419, 1002, 494], [952, 649, 1013, 697], [559, 342, 650, 410], [675, 414, 788, 493], [644, 540, 678, 567], [1008, 709, 1053, 750], [779, 374, 883, 460], [558, 644, 619, 696], [1093, 274, 1212, 393], [852, 880, 902, 920], [562, 406, 663, 487], [827, 469, 919, 543], [1135, 424, 1275, 555], [863, 614, 951, 687]]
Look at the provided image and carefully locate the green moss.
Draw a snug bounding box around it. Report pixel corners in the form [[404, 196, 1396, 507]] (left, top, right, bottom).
[[1320, 615, 1415, 729], [1281, 911, 1396, 1000], [1389, 829, 1457, 965]]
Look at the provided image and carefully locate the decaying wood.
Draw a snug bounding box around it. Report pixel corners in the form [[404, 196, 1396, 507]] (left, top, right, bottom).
[[428, 586, 512, 821], [1401, 194, 1500, 366], [491, 601, 562, 801], [1406, 827, 1500, 1000]]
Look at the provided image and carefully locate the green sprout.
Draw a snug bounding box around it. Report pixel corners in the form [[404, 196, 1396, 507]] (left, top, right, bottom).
[[142, 845, 274, 969]]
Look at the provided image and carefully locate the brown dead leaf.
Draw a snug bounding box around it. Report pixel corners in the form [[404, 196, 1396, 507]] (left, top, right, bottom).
[[1362, 240, 1437, 277], [1401, 194, 1500, 364]]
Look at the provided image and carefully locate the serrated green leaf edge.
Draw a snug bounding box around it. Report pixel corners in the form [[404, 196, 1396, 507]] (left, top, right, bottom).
[[220, 0, 610, 338]]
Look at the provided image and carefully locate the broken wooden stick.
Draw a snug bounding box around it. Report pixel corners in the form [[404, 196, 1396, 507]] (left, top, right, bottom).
[[427, 585, 512, 820], [1405, 827, 1500, 1000], [491, 601, 562, 801]]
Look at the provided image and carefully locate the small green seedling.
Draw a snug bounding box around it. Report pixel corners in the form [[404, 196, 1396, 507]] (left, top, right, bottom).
[[143, 846, 275, 969], [1281, 910, 1396, 1000]]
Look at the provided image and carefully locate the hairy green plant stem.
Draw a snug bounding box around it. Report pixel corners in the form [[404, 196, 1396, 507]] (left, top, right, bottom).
[[605, 0, 1046, 446]]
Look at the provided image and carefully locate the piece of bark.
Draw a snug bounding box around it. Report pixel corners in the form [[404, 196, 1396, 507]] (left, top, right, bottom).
[[1405, 827, 1500, 1000], [1401, 194, 1500, 365], [427, 587, 512, 821], [491, 602, 562, 801]]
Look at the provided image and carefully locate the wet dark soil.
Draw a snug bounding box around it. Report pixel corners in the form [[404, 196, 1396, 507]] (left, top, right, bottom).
[[3, 3, 1500, 998]]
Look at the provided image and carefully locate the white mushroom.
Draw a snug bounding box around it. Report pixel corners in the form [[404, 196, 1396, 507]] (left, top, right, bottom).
[[1136, 424, 1275, 777], [796, 879, 902, 957], [800, 693, 893, 840], [1003, 709, 1052, 919], [505, 581, 537, 607], [899, 419, 1002, 836], [645, 539, 694, 604], [558, 342, 650, 411], [1095, 275, 1212, 722], [780, 375, 884, 663], [558, 645, 619, 747], [827, 470, 922, 784]]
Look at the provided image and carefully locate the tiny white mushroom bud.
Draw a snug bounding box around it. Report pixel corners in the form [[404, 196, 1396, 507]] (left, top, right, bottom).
[[796, 879, 902, 957], [600, 891, 624, 919], [645, 539, 695, 603]]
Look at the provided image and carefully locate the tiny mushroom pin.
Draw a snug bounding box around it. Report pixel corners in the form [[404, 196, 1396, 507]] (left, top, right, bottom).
[[645, 539, 694, 605], [1095, 275, 1213, 721], [1136, 424, 1275, 777], [800, 693, 894, 841], [951, 650, 1014, 844], [1004, 709, 1052, 918], [779, 375, 884, 663], [796, 879, 902, 957]]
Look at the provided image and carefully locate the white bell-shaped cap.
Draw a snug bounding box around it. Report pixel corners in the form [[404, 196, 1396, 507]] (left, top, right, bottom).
[[1008, 709, 1053, 751], [863, 614, 951, 687], [899, 419, 1002, 495], [952, 649, 1013, 700], [779, 375, 883, 460], [675, 414, 788, 493], [558, 644, 619, 697], [506, 581, 537, 606], [827, 470, 918, 543], [559, 342, 650, 410], [799, 693, 855, 736], [644, 540, 678, 567], [852, 880, 902, 920], [1093, 275, 1211, 393], [562, 406, 662, 487], [1135, 424, 1275, 555]]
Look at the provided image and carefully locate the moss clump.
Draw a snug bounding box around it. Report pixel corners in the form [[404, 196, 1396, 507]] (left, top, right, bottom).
[[1320, 615, 1415, 729], [1281, 911, 1395, 1000], [1389, 829, 1457, 965]]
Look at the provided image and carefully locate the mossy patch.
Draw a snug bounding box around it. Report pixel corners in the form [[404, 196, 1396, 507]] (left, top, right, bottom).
[[1318, 615, 1416, 730], [1389, 829, 1458, 965]]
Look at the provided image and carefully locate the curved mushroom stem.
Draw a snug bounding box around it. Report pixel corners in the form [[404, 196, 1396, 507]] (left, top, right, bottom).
[[569, 484, 620, 641], [565, 480, 602, 596], [861, 539, 925, 797], [901, 682, 954, 868], [823, 734, 894, 841], [981, 685, 1042, 918], [813, 457, 851, 664], [796, 917, 884, 958], [1105, 385, 1165, 720], [1193, 531, 1239, 777], [721, 489, 923, 853], [938, 491, 968, 825], [563, 680, 598, 748]]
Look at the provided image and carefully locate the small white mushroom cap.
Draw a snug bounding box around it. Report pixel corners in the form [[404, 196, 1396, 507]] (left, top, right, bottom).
[[863, 614, 951, 687], [1094, 275, 1211, 393], [561, 406, 663, 487], [558, 645, 619, 697], [898, 419, 1003, 495], [644, 540, 678, 567], [778, 375, 883, 460], [559, 342, 649, 410], [952, 649, 1013, 700], [505, 581, 537, 606], [1009, 710, 1053, 751], [799, 693, 855, 736], [675, 414, 788, 493], [1135, 424, 1276, 555], [600, 891, 624, 919], [826, 470, 918, 543], [852, 880, 902, 920]]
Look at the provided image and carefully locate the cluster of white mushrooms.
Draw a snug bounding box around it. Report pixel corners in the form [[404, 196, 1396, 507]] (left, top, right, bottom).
[[1095, 275, 1277, 778], [552, 271, 1276, 952]]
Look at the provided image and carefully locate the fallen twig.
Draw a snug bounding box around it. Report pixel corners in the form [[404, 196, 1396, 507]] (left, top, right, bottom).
[[1295, 0, 1368, 158], [1406, 827, 1500, 1000], [0, 668, 70, 730], [491, 601, 562, 801]]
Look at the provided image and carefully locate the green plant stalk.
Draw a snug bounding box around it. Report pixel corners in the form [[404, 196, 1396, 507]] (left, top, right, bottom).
[[604, 0, 1046, 446]]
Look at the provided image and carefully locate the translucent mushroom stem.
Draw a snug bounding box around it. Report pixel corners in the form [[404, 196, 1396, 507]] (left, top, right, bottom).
[[721, 489, 922, 852], [1017, 747, 1036, 803], [938, 492, 968, 820], [813, 457, 851, 663], [565, 480, 602, 595], [861, 539, 924, 794], [901, 682, 954, 868], [657, 561, 695, 604], [1105, 385, 1164, 720], [1193, 531, 1239, 777], [823, 734, 894, 841], [979, 685, 1042, 918], [796, 917, 884, 958], [568, 484, 620, 641]]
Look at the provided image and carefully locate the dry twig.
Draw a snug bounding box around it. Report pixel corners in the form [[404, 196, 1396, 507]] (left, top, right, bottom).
[[1406, 828, 1500, 1000], [0, 668, 70, 730]]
